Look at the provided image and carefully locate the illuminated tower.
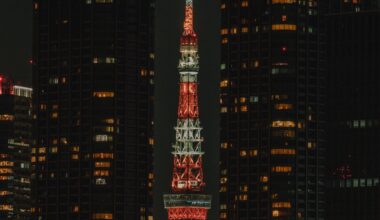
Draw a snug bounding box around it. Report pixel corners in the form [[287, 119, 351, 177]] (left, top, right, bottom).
[[163, 0, 212, 219]]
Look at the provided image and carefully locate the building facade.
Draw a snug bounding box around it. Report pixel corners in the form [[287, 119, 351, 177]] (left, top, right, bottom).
[[32, 0, 154, 219], [219, 0, 327, 219], [326, 1, 380, 219], [0, 75, 33, 219]]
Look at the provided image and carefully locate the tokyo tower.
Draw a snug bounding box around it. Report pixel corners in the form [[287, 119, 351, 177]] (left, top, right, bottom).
[[163, 0, 212, 219]]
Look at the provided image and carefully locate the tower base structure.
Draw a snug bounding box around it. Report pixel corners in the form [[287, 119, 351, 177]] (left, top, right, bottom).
[[163, 194, 212, 220]]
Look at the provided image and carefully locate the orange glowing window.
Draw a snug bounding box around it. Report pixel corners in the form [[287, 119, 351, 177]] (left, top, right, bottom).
[[241, 27, 249, 33], [0, 114, 14, 121], [221, 3, 226, 9], [95, 162, 111, 168], [0, 169, 13, 174], [221, 28, 229, 35], [240, 106, 248, 112], [271, 149, 296, 155], [31, 157, 36, 163], [92, 213, 113, 219], [272, 202, 292, 208], [220, 80, 228, 88], [0, 161, 13, 167], [272, 24, 297, 31], [71, 154, 79, 160], [239, 194, 248, 201], [282, 15, 287, 22], [274, 103, 294, 110], [0, 191, 11, 196], [93, 153, 114, 159], [249, 149, 258, 157], [272, 166, 292, 173], [241, 1, 249, 7], [260, 176, 269, 182], [0, 205, 13, 211], [272, 210, 280, 217], [230, 27, 238, 34], [240, 150, 247, 157], [221, 38, 228, 44], [93, 92, 114, 98], [94, 170, 110, 177], [38, 156, 46, 162], [73, 205, 79, 213]]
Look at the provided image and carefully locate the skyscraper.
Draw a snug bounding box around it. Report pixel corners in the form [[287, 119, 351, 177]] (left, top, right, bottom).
[[163, 0, 212, 219], [31, 0, 154, 219], [219, 0, 326, 219], [0, 74, 33, 219], [326, 1, 380, 219]]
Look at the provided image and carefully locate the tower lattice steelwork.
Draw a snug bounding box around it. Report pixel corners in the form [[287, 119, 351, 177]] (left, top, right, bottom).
[[163, 0, 211, 219]]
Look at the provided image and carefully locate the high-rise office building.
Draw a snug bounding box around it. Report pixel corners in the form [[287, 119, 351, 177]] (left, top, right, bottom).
[[219, 1, 326, 219], [326, 1, 380, 219], [32, 0, 154, 219], [0, 75, 33, 219]]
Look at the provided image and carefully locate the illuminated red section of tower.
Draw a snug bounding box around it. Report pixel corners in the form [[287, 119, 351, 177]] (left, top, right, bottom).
[[0, 74, 14, 95], [164, 0, 212, 219]]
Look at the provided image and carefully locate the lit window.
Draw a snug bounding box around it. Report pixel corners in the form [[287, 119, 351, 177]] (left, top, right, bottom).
[[274, 103, 293, 110], [220, 80, 228, 88], [241, 27, 249, 33], [92, 213, 113, 219], [51, 112, 59, 119], [240, 97, 247, 103], [221, 3, 226, 9], [272, 130, 296, 137], [50, 147, 58, 154], [93, 153, 114, 159], [241, 1, 249, 7], [272, 210, 280, 217], [0, 114, 14, 121], [38, 156, 46, 162], [272, 202, 291, 208], [94, 135, 113, 142], [93, 57, 116, 64], [272, 24, 297, 31], [96, 178, 107, 185], [271, 148, 296, 155], [104, 118, 115, 124], [239, 194, 248, 201], [38, 147, 46, 154], [282, 15, 287, 22], [71, 154, 79, 160], [271, 121, 296, 128], [220, 177, 228, 184], [0, 191, 11, 196], [221, 38, 228, 44], [94, 170, 110, 177], [95, 162, 111, 168], [149, 138, 154, 145], [240, 150, 247, 157], [220, 142, 228, 149], [230, 27, 238, 34], [240, 106, 248, 112], [272, 166, 292, 173], [0, 205, 13, 211], [250, 96, 259, 103], [220, 107, 228, 113], [221, 28, 229, 35], [73, 205, 79, 213], [93, 92, 114, 98], [260, 176, 268, 182]]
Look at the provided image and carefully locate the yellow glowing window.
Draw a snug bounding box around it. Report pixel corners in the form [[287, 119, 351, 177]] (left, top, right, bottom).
[[241, 27, 249, 33], [272, 24, 297, 31], [260, 176, 268, 182], [240, 150, 247, 157], [272, 121, 296, 128], [220, 107, 228, 113], [272, 202, 292, 208], [0, 114, 14, 121], [40, 104, 47, 110], [95, 162, 111, 168], [241, 185, 249, 192], [221, 38, 228, 44], [38, 147, 46, 154], [0, 205, 13, 211], [221, 28, 229, 35], [50, 147, 58, 153], [71, 154, 79, 160], [93, 153, 114, 159], [220, 186, 227, 192], [230, 27, 238, 34], [94, 170, 110, 177], [272, 166, 292, 172], [274, 103, 294, 110], [240, 106, 248, 112], [271, 149, 296, 155], [72, 146, 80, 152], [92, 213, 113, 219], [272, 210, 280, 217], [241, 1, 249, 7], [240, 97, 247, 103], [104, 118, 115, 124], [220, 177, 228, 184], [51, 112, 58, 119], [272, 0, 296, 4], [220, 80, 228, 88], [220, 212, 227, 219], [93, 92, 114, 98]]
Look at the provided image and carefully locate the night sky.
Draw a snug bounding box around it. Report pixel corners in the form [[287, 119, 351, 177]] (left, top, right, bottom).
[[0, 0, 32, 85], [0, 0, 220, 219]]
